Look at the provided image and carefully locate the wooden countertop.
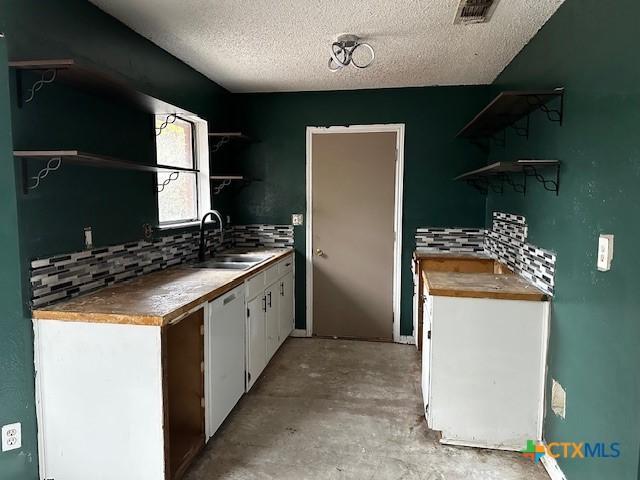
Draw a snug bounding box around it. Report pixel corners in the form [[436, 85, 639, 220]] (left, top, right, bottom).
[[32, 248, 293, 326], [423, 270, 548, 302]]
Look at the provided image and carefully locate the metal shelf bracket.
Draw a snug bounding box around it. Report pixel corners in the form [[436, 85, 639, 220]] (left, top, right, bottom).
[[527, 93, 564, 125], [16, 68, 58, 106], [523, 164, 560, 195], [499, 172, 526, 195], [212, 178, 232, 195], [157, 171, 180, 192], [155, 113, 177, 136], [24, 156, 62, 192], [211, 136, 230, 153]]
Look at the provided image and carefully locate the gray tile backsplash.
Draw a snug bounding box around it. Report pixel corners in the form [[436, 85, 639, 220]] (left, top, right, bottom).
[[30, 224, 294, 309], [415, 228, 486, 252], [416, 212, 556, 296]]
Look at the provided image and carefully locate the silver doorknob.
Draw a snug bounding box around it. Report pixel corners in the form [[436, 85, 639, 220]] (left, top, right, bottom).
[[315, 248, 325, 257]]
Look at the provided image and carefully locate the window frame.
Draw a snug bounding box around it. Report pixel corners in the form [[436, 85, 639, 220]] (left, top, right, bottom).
[[155, 114, 211, 228]]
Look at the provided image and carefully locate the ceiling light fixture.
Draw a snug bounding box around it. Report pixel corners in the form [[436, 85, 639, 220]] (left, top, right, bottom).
[[328, 34, 375, 72]]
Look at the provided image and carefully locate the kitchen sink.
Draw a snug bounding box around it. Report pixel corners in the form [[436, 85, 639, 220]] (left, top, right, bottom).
[[192, 252, 274, 270], [216, 255, 270, 263]]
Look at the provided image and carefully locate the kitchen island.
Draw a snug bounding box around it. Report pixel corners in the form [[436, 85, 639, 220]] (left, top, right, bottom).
[[419, 255, 549, 451]]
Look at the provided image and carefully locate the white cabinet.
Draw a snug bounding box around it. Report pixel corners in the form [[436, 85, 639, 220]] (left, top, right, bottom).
[[265, 283, 280, 360], [421, 294, 432, 422], [423, 294, 549, 451], [207, 284, 246, 438], [246, 293, 267, 390], [245, 254, 295, 391], [279, 271, 294, 342]]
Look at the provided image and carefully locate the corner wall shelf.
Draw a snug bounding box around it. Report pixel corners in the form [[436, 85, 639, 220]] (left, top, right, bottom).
[[9, 59, 197, 118], [455, 160, 560, 196], [14, 150, 197, 193], [208, 132, 252, 153], [457, 89, 564, 150]]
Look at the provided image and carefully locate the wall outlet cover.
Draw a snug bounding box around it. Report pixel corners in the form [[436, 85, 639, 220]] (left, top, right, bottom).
[[1, 422, 21, 452], [597, 234, 614, 271], [84, 227, 93, 250], [292, 214, 304, 226]]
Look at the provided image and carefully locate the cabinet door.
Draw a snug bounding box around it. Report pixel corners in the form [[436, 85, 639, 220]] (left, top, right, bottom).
[[246, 294, 267, 391], [279, 272, 294, 344], [208, 286, 245, 438], [265, 284, 280, 361], [422, 294, 432, 423]]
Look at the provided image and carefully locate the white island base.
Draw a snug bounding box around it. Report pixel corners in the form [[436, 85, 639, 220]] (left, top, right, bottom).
[[423, 295, 550, 451]]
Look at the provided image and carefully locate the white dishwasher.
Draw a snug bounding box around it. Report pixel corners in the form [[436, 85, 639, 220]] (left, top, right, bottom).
[[207, 284, 246, 437]]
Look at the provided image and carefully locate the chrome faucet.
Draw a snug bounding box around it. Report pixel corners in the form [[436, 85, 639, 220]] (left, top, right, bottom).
[[198, 210, 224, 262]]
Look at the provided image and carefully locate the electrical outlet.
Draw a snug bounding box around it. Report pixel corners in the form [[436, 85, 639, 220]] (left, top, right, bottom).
[[2, 422, 21, 452], [84, 227, 93, 250], [597, 234, 614, 271], [292, 214, 304, 226]]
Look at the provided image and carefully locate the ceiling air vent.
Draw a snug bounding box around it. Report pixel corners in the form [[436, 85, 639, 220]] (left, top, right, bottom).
[[454, 0, 501, 24]]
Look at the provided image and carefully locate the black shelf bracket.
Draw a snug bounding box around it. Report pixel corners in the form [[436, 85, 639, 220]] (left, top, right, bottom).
[[527, 93, 564, 125], [211, 136, 231, 153], [498, 172, 526, 195], [523, 164, 560, 195], [15, 68, 58, 107], [20, 156, 62, 193]]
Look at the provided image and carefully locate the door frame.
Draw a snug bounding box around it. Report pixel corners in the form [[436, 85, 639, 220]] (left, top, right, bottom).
[[305, 124, 406, 343]]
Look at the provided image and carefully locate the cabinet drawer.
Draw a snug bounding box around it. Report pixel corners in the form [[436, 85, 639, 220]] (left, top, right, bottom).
[[246, 272, 265, 300], [264, 263, 280, 286], [277, 256, 293, 276]]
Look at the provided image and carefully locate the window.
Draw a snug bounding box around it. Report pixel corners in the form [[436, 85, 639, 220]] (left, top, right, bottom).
[[155, 115, 210, 226]]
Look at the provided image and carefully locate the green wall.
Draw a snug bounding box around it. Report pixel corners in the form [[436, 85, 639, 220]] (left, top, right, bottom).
[[486, 0, 640, 478], [0, 1, 230, 478], [0, 34, 38, 480], [231, 87, 490, 335], [1, 0, 231, 259]]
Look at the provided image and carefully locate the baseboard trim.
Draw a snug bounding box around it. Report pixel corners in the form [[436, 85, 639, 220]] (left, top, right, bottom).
[[541, 447, 567, 480], [290, 329, 310, 338], [397, 335, 415, 345]]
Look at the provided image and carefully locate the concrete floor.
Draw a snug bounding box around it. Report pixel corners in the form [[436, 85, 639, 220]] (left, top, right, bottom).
[[185, 338, 549, 480]]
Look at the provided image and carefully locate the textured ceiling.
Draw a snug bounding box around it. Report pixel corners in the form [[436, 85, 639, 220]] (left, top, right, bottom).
[[89, 0, 564, 93]]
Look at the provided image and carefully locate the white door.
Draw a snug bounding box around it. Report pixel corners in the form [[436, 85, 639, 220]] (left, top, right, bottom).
[[246, 294, 266, 390], [208, 285, 245, 437], [265, 283, 280, 360], [279, 272, 294, 343]]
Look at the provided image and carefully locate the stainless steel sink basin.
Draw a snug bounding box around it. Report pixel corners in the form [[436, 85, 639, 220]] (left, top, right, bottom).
[[216, 255, 270, 263], [192, 252, 274, 270]]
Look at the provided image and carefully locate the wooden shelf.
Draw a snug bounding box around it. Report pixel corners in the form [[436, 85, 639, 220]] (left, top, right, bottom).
[[210, 175, 245, 181], [14, 150, 197, 174], [208, 132, 251, 141], [457, 89, 564, 139], [455, 160, 560, 195], [454, 160, 559, 181], [9, 59, 196, 116]]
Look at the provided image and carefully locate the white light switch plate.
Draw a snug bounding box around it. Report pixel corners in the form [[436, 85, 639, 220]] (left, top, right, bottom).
[[2, 423, 21, 452], [292, 214, 304, 226], [597, 234, 614, 271]]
